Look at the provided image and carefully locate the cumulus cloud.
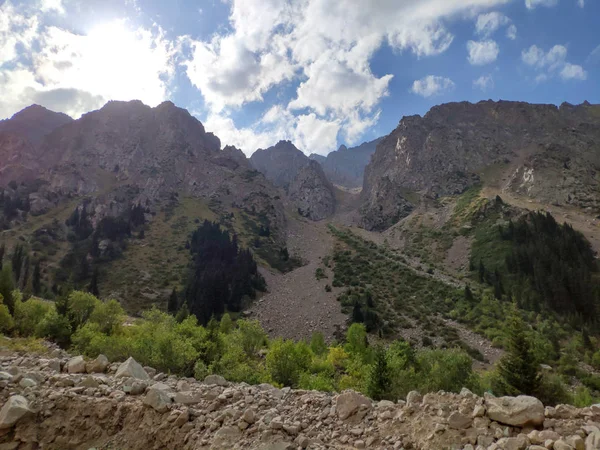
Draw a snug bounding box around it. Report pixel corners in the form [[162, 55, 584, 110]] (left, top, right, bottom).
[[467, 40, 499, 65], [39, 0, 65, 14], [506, 24, 517, 40], [577, 0, 584, 7], [473, 74, 494, 91], [410, 75, 455, 97], [560, 63, 587, 80], [521, 44, 587, 82], [475, 12, 511, 38], [0, 2, 176, 119], [587, 44, 600, 64], [525, 0, 558, 9], [184, 0, 513, 154]]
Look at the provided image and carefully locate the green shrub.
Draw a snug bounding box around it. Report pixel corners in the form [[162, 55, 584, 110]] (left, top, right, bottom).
[[267, 339, 312, 387], [14, 297, 52, 336], [35, 309, 72, 346], [0, 303, 14, 333]]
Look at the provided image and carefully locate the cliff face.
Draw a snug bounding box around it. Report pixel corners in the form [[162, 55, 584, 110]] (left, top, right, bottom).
[[361, 100, 600, 230], [250, 140, 310, 188], [310, 137, 382, 189], [288, 160, 336, 221]]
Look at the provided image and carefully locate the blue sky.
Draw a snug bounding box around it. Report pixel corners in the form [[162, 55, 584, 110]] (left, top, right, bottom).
[[1, 0, 598, 155]]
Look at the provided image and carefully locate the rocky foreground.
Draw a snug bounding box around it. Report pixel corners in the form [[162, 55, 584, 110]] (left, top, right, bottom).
[[1, 349, 600, 449]]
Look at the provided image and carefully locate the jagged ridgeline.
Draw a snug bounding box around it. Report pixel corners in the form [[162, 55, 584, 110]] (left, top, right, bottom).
[[472, 210, 600, 323], [180, 220, 265, 324]]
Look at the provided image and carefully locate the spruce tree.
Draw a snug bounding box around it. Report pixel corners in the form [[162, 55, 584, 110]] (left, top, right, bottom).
[[168, 288, 179, 314], [497, 304, 540, 396], [0, 243, 5, 271], [32, 260, 41, 296], [367, 345, 392, 401], [88, 268, 99, 297], [0, 265, 14, 315]]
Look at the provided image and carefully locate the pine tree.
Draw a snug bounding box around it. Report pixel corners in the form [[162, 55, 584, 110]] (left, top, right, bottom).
[[367, 345, 392, 401], [478, 260, 485, 283], [175, 302, 190, 323], [11, 244, 25, 284], [88, 268, 99, 297], [168, 288, 179, 314], [464, 284, 474, 303], [352, 301, 364, 324], [32, 260, 41, 296], [497, 304, 540, 396], [0, 243, 5, 271], [20, 255, 30, 290], [0, 265, 14, 315]]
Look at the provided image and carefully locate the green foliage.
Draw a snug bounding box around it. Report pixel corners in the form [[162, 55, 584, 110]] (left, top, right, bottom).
[[0, 265, 14, 315], [315, 268, 327, 280], [267, 339, 312, 387], [67, 291, 101, 330], [35, 309, 72, 346], [88, 299, 125, 335], [344, 323, 370, 360], [367, 346, 392, 400], [573, 385, 597, 407], [13, 297, 52, 337], [417, 349, 478, 393], [219, 313, 234, 334], [0, 303, 14, 333], [497, 304, 540, 396], [310, 332, 327, 356]]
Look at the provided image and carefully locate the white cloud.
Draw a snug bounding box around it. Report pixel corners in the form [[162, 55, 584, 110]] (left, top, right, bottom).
[[525, 0, 558, 9], [473, 74, 494, 91], [0, 2, 177, 119], [560, 63, 587, 80], [506, 24, 517, 40], [475, 12, 510, 38], [521, 44, 587, 83], [467, 40, 499, 65], [577, 0, 584, 7], [39, 0, 65, 14], [521, 44, 566, 70], [410, 75, 455, 97], [587, 44, 600, 64], [184, 0, 515, 153]]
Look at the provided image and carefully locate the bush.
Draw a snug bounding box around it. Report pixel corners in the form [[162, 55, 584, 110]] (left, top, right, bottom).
[[36, 309, 72, 346], [417, 349, 478, 393], [0, 303, 14, 333], [267, 339, 312, 387], [88, 299, 124, 335], [14, 297, 52, 336]]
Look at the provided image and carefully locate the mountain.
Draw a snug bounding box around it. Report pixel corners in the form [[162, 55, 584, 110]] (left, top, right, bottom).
[[288, 160, 336, 221], [250, 140, 310, 188], [310, 137, 382, 189], [0, 100, 287, 312], [362, 100, 600, 231], [250, 140, 336, 220]]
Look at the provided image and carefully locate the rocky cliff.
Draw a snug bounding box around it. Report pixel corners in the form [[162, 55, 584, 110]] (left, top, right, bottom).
[[362, 100, 600, 231], [2, 346, 600, 450], [310, 137, 382, 189], [250, 140, 310, 188], [288, 160, 336, 221]]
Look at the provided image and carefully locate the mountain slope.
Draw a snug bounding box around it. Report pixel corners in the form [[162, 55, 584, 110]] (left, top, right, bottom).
[[361, 100, 600, 231], [310, 137, 382, 189], [250, 140, 310, 188]]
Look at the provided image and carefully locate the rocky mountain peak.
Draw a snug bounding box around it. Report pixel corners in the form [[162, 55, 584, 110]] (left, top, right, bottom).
[[288, 159, 336, 221], [0, 104, 73, 146], [250, 140, 309, 188]]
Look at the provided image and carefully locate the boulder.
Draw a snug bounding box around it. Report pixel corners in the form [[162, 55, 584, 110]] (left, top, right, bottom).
[[336, 391, 372, 420], [485, 394, 544, 427], [66, 355, 86, 374], [174, 391, 203, 405], [0, 395, 32, 429], [204, 374, 227, 386], [115, 357, 149, 380], [447, 411, 472, 429], [406, 391, 423, 405], [586, 431, 600, 450], [143, 384, 173, 412], [86, 354, 109, 373]]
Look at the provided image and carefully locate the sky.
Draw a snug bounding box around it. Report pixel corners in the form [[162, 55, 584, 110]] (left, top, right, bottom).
[[0, 0, 598, 156]]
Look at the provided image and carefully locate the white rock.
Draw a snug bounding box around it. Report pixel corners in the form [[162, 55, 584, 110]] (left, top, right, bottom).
[[204, 374, 227, 386], [406, 390, 423, 405], [0, 395, 32, 429], [115, 357, 149, 380], [143, 385, 173, 412], [66, 355, 86, 374], [86, 354, 109, 373], [484, 394, 544, 427], [336, 391, 372, 420], [586, 431, 600, 450]]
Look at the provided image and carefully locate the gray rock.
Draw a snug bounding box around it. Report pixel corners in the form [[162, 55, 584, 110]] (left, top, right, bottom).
[[115, 357, 149, 380], [447, 411, 472, 429], [0, 395, 32, 429], [336, 391, 372, 420], [143, 385, 173, 412], [204, 374, 227, 386], [485, 394, 544, 427], [406, 391, 423, 405], [86, 355, 109, 373], [66, 355, 86, 374]]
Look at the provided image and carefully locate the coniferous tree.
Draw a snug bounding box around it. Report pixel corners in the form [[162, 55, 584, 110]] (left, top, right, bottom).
[[20, 255, 30, 290], [0, 265, 14, 315], [478, 260, 485, 283], [351, 301, 364, 324], [88, 268, 99, 297], [367, 345, 392, 401], [11, 244, 25, 284], [168, 288, 179, 314], [32, 260, 41, 296], [0, 243, 5, 271], [464, 285, 474, 303], [497, 304, 540, 396]]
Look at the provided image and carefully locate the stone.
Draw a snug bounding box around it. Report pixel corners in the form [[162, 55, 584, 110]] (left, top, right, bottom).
[[115, 357, 149, 380], [336, 391, 372, 420], [143, 385, 173, 413], [66, 355, 86, 374], [204, 374, 227, 386], [47, 359, 61, 372], [78, 376, 100, 389], [212, 426, 241, 449], [18, 377, 37, 388], [565, 435, 584, 450], [86, 354, 109, 373], [406, 391, 423, 405], [553, 439, 575, 450], [174, 391, 203, 405], [485, 394, 544, 427], [448, 411, 472, 429], [354, 440, 366, 449], [243, 409, 256, 424], [0, 395, 32, 429], [586, 431, 600, 450]]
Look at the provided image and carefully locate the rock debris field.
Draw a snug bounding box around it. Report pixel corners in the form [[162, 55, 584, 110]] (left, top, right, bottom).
[[2, 347, 600, 449]]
